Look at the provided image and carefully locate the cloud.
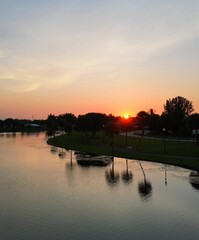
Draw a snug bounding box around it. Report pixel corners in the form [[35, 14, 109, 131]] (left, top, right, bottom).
[[0, 78, 40, 93], [1, 0, 199, 90]]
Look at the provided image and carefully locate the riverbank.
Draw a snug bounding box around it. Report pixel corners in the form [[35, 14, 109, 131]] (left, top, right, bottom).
[[47, 132, 199, 170]]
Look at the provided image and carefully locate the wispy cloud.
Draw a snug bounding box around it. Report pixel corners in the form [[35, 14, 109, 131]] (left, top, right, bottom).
[[1, 78, 39, 93]]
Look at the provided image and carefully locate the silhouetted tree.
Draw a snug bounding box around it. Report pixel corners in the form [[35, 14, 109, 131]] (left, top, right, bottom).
[[135, 111, 149, 150], [58, 113, 76, 134], [148, 109, 160, 134], [160, 113, 171, 134], [104, 121, 120, 151], [4, 118, 14, 131], [163, 96, 194, 136], [136, 111, 149, 133], [47, 114, 57, 136], [76, 113, 108, 136]]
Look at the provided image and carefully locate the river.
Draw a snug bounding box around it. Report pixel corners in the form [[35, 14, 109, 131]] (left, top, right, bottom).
[[0, 132, 199, 240]]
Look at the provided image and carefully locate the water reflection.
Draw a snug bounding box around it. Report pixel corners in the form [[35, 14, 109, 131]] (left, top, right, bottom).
[[105, 157, 120, 185], [1, 133, 199, 240], [66, 150, 76, 169], [137, 161, 153, 201], [50, 146, 58, 154], [3, 132, 17, 139], [20, 131, 41, 137], [121, 159, 133, 184], [58, 148, 66, 158], [12, 132, 16, 138], [189, 171, 199, 192], [165, 164, 167, 186]]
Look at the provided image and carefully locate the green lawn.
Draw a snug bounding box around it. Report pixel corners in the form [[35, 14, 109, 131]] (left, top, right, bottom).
[[47, 131, 199, 170]]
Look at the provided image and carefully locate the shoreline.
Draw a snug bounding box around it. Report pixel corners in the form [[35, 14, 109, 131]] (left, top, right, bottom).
[[47, 133, 199, 171]]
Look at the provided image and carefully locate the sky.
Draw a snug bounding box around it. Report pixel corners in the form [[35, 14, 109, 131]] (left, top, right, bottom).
[[0, 0, 199, 119]]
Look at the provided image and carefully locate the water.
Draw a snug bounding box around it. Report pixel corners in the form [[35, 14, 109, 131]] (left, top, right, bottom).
[[0, 132, 199, 240]]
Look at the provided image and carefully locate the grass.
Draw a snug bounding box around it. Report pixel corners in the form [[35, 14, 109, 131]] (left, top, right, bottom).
[[47, 131, 199, 170]]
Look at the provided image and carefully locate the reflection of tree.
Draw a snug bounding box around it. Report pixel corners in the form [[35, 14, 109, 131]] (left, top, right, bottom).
[[189, 171, 199, 192], [22, 131, 40, 137], [121, 159, 133, 184], [12, 132, 16, 138], [138, 161, 152, 200], [5, 133, 17, 138], [105, 157, 120, 186]]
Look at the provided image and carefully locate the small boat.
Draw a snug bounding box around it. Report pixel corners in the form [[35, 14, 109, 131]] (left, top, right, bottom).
[[75, 152, 112, 167]]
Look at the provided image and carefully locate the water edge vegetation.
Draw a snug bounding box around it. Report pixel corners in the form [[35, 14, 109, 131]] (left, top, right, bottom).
[[47, 131, 199, 171]]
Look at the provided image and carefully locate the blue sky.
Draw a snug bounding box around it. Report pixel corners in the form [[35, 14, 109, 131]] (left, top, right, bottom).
[[0, 0, 199, 118]]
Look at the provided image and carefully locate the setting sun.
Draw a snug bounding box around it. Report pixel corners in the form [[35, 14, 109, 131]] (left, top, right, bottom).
[[123, 114, 130, 119]]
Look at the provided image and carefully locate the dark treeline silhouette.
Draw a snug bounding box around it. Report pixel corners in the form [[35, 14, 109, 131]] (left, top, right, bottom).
[[0, 118, 46, 132], [1, 96, 199, 141], [45, 96, 199, 147]]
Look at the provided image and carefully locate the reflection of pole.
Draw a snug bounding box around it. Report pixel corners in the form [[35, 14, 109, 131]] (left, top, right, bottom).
[[70, 150, 73, 166], [126, 159, 128, 172], [111, 157, 114, 173], [165, 164, 167, 185], [138, 161, 146, 182]]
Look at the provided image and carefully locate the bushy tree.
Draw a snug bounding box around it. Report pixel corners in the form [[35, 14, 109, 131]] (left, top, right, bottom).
[[163, 96, 194, 136], [148, 109, 160, 134], [46, 114, 57, 135], [136, 111, 150, 133], [58, 113, 76, 134], [76, 113, 108, 136], [164, 96, 193, 116]]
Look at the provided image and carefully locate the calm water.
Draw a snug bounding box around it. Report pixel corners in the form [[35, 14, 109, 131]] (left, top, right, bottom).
[[0, 132, 199, 240]]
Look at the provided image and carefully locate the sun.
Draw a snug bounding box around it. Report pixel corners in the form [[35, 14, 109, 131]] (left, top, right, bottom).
[[123, 114, 130, 119]]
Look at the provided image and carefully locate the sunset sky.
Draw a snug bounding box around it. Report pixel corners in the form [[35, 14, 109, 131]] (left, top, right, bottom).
[[0, 0, 199, 119]]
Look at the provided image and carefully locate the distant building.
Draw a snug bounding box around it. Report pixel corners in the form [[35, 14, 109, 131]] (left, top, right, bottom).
[[24, 123, 41, 130]]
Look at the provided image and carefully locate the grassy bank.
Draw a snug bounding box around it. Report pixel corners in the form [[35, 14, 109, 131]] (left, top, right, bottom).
[[47, 131, 199, 170]]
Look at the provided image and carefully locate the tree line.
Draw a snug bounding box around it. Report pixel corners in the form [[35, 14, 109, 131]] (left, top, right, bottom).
[[46, 96, 199, 139], [1, 96, 199, 140]]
